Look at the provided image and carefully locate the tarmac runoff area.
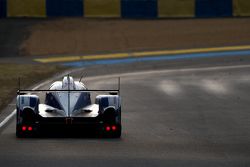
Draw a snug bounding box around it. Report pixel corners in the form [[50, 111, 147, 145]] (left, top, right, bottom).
[[0, 51, 250, 166]]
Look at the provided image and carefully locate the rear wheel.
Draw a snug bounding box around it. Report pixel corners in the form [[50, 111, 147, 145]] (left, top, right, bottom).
[[112, 126, 121, 138], [16, 125, 24, 138]]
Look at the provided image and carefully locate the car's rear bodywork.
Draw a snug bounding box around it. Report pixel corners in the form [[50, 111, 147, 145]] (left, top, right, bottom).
[[16, 76, 121, 138]]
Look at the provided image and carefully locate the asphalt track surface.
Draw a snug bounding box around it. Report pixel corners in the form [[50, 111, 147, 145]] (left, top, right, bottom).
[[0, 56, 250, 167]]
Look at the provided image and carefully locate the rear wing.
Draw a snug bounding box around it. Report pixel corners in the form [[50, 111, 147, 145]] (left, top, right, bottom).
[[17, 77, 121, 95]]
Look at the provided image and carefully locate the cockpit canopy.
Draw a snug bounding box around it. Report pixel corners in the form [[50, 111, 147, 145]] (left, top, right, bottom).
[[49, 76, 86, 91]]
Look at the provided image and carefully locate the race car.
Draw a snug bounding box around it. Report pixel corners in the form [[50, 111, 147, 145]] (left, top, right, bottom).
[[16, 75, 121, 138]]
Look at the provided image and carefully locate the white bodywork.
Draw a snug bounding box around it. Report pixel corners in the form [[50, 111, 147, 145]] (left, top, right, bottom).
[[48, 76, 88, 116], [17, 76, 120, 118]]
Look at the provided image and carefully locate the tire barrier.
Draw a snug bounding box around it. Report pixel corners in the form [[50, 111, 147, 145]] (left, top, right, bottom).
[[195, 0, 232, 17], [0, 0, 249, 18], [158, 0, 195, 17], [7, 0, 46, 17], [46, 0, 83, 17], [84, 0, 120, 17], [0, 0, 6, 18], [121, 0, 157, 18], [233, 0, 250, 16]]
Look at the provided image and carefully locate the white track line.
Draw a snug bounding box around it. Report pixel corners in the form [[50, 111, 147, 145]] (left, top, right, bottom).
[[0, 110, 16, 129], [1, 64, 250, 129], [85, 64, 250, 81]]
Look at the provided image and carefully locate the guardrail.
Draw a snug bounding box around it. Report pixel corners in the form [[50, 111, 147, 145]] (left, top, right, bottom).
[[0, 0, 249, 18]]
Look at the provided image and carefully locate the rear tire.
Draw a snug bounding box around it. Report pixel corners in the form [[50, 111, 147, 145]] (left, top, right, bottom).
[[113, 130, 121, 138], [111, 125, 122, 138], [16, 125, 23, 138]]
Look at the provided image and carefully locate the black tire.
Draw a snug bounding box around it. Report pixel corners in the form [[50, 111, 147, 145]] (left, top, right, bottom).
[[111, 125, 122, 138], [113, 130, 121, 138], [103, 107, 116, 124], [16, 125, 23, 138]]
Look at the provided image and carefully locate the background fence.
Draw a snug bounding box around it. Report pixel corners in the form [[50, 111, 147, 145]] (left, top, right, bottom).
[[0, 0, 249, 18]]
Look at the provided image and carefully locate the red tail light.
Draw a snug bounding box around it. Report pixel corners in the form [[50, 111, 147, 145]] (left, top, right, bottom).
[[105, 126, 111, 131], [22, 126, 27, 131], [28, 126, 33, 131], [111, 125, 117, 131]]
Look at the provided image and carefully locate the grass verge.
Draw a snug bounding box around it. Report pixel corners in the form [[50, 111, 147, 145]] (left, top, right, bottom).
[[0, 64, 67, 112]]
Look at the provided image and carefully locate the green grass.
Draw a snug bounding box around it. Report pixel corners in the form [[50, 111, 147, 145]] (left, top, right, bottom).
[[0, 64, 67, 112]]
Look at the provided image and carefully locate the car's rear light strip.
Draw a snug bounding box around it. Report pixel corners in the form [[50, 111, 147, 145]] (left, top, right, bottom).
[[22, 125, 32, 131], [105, 125, 117, 132]]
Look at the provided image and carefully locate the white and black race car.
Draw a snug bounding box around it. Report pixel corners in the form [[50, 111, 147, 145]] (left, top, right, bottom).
[[16, 75, 121, 138]]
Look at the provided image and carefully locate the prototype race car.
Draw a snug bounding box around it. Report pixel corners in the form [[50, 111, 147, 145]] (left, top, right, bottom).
[[16, 75, 121, 138]]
